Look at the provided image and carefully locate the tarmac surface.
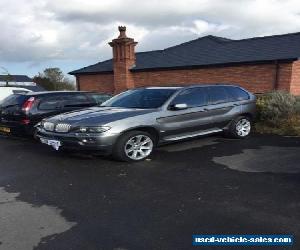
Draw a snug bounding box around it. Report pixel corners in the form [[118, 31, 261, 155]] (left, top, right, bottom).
[[0, 134, 299, 250]]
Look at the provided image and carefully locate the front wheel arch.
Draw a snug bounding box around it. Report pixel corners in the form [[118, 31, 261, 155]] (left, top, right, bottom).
[[120, 126, 159, 145]]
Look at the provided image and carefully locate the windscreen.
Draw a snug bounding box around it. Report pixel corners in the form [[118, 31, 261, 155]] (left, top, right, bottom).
[[88, 93, 112, 105], [101, 88, 177, 109]]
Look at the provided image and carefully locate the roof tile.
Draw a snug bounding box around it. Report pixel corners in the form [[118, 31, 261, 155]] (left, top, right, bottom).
[[69, 32, 300, 75]]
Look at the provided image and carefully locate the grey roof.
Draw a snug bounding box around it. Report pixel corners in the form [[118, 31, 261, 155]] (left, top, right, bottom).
[[69, 32, 300, 75], [0, 75, 33, 82]]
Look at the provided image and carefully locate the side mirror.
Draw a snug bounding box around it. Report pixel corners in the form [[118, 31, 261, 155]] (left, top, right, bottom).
[[169, 103, 188, 111]]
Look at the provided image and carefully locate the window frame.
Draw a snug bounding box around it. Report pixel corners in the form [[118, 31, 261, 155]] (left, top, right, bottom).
[[38, 95, 64, 111], [168, 87, 210, 109], [227, 86, 250, 102], [207, 86, 232, 105], [60, 93, 93, 108]]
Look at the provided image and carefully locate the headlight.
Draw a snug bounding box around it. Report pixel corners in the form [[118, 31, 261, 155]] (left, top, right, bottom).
[[77, 126, 111, 133]]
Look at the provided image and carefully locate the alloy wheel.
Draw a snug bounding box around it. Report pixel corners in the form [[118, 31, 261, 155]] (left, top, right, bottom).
[[235, 118, 251, 137], [124, 135, 154, 160]]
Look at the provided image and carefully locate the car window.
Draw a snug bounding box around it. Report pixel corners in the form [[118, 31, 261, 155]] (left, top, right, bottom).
[[39, 96, 63, 110], [171, 87, 209, 108], [208, 86, 230, 105], [227, 86, 250, 101], [88, 93, 111, 105], [61, 94, 92, 108], [0, 94, 27, 107]]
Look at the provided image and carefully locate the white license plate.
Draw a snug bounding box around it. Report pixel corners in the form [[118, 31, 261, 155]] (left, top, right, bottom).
[[40, 138, 62, 151]]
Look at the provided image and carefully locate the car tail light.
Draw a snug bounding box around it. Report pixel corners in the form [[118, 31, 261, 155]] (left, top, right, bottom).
[[22, 97, 35, 113]]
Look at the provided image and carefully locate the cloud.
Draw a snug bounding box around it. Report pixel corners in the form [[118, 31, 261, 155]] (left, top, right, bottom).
[[1, 0, 300, 73]]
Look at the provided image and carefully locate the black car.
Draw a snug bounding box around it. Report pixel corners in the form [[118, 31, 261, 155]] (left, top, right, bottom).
[[0, 91, 112, 136]]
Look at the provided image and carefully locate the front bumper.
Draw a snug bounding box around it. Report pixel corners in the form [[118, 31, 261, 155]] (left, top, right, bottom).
[[36, 127, 119, 155]]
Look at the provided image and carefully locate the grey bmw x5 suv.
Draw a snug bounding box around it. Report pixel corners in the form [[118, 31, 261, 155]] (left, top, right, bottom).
[[36, 85, 256, 161]]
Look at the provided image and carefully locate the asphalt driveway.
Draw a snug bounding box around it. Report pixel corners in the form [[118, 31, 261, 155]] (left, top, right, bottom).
[[0, 134, 299, 250]]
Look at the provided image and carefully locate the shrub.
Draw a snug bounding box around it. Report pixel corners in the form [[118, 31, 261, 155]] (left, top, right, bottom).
[[296, 96, 300, 114], [257, 91, 297, 126]]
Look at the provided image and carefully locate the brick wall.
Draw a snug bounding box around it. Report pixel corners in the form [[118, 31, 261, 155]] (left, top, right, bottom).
[[113, 58, 135, 93], [77, 61, 299, 95], [290, 61, 300, 96], [276, 63, 293, 92], [77, 74, 114, 93], [132, 63, 290, 94]]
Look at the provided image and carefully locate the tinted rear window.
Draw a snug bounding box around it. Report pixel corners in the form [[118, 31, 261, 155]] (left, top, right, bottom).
[[61, 94, 92, 107], [0, 94, 27, 107], [208, 86, 230, 104], [39, 96, 63, 110], [227, 87, 250, 101]]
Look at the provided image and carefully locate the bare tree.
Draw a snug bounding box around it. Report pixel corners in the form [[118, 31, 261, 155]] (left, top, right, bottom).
[[33, 67, 75, 91]]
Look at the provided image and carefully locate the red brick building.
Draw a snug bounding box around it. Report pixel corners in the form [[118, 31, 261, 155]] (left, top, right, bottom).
[[70, 27, 300, 96]]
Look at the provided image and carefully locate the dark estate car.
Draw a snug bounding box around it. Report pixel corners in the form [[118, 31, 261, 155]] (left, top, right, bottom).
[[36, 85, 256, 162], [0, 91, 112, 136]]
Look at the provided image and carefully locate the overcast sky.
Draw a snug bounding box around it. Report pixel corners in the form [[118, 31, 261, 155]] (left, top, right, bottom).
[[1, 0, 300, 78]]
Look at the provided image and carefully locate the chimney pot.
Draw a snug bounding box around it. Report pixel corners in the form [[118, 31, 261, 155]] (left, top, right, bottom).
[[118, 26, 127, 38]]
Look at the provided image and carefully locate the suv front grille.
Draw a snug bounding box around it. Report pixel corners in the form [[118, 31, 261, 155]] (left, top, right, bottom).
[[55, 123, 71, 133]]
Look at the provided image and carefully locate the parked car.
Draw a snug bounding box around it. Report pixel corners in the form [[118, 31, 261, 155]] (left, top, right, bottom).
[[0, 91, 111, 136], [0, 87, 32, 103], [36, 85, 256, 161]]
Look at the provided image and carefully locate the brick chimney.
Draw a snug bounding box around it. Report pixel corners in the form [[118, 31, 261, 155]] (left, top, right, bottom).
[[109, 26, 138, 93]]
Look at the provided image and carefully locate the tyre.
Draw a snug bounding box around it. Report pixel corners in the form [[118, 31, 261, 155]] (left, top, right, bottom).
[[226, 116, 252, 139], [113, 130, 155, 162]]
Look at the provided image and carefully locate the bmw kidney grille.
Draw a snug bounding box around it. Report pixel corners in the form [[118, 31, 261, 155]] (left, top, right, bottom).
[[55, 123, 71, 133]]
